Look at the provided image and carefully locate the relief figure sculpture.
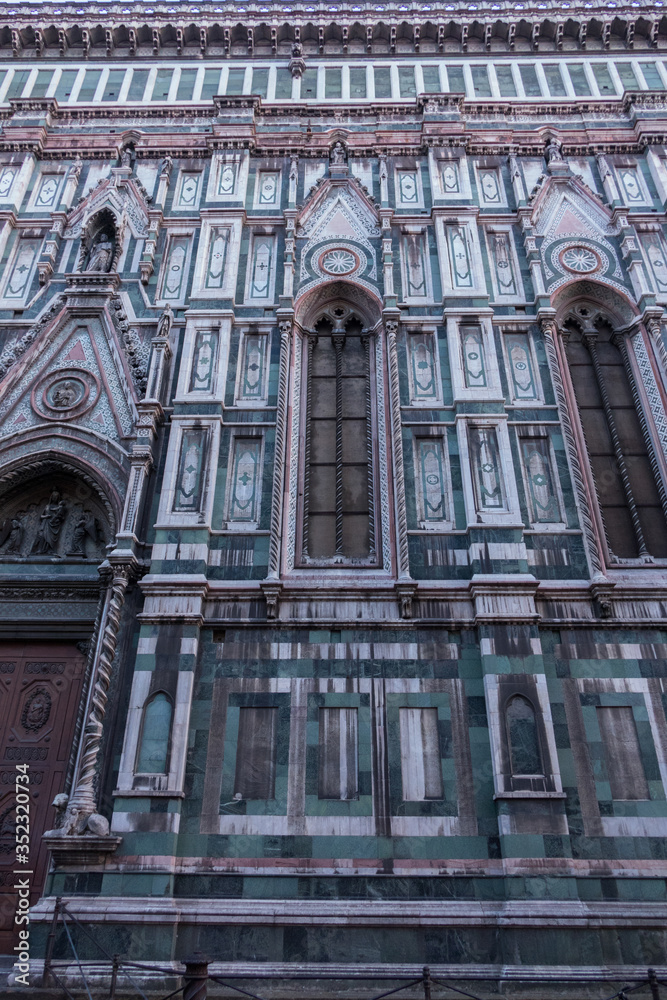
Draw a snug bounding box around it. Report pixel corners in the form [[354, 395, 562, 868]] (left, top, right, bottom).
[[32, 490, 67, 555]]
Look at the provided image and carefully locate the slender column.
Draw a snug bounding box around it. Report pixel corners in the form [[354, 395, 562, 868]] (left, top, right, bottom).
[[541, 319, 605, 577], [363, 332, 376, 557], [266, 320, 292, 580], [614, 330, 667, 523], [385, 320, 411, 580], [584, 331, 648, 558], [647, 316, 667, 390], [66, 562, 133, 824], [302, 331, 317, 558], [332, 327, 346, 555]]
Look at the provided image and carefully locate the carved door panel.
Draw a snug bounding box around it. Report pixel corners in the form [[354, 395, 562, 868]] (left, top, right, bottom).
[[0, 643, 86, 952]]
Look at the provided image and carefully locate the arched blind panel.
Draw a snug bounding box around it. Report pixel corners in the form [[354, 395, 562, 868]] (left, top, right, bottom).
[[136, 693, 172, 775], [506, 695, 543, 777]]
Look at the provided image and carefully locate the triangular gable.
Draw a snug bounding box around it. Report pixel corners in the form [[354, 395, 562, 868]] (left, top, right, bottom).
[[0, 303, 137, 449], [530, 174, 614, 242], [297, 178, 381, 243], [64, 174, 150, 240]]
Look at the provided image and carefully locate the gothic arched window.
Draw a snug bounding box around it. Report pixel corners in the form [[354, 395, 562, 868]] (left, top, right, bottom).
[[299, 305, 379, 564], [136, 692, 172, 775], [563, 311, 667, 560], [505, 695, 543, 777]]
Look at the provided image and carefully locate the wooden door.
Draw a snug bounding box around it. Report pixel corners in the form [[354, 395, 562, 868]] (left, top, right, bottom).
[[0, 643, 86, 953]]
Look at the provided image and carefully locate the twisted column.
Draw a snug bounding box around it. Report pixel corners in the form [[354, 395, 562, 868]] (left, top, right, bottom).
[[64, 582, 107, 795], [385, 320, 411, 581], [541, 319, 605, 577], [68, 564, 131, 815], [266, 320, 292, 580]]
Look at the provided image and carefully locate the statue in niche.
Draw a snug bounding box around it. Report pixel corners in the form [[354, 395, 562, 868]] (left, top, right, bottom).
[[157, 302, 174, 340], [120, 145, 133, 169], [69, 512, 99, 557], [330, 142, 346, 165], [545, 137, 563, 164], [85, 230, 115, 273], [32, 490, 67, 555]]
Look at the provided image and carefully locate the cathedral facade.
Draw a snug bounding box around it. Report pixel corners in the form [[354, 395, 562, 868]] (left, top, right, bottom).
[[0, 0, 667, 989]]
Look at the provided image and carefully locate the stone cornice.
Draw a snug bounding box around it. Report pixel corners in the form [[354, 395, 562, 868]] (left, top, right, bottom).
[[0, 95, 664, 159], [1, 1, 663, 58]]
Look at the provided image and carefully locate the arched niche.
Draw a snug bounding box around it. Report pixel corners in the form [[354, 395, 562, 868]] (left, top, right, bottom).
[[77, 207, 120, 274], [0, 463, 114, 562]]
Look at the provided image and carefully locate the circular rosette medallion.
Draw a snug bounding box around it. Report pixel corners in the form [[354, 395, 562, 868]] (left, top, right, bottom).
[[32, 367, 100, 421], [559, 245, 601, 274], [319, 247, 360, 276]]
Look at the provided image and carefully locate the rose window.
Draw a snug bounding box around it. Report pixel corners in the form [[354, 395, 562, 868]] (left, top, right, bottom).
[[560, 246, 600, 274], [320, 249, 358, 275]]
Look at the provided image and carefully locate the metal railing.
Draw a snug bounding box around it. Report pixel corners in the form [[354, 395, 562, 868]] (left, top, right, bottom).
[[37, 897, 667, 1000]]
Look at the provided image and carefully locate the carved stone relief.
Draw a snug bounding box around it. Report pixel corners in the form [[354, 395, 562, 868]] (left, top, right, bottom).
[[0, 473, 110, 561]]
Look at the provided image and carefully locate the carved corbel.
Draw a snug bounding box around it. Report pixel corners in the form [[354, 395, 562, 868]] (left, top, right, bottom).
[[395, 583, 417, 620], [531, 22, 540, 50], [261, 582, 283, 620]]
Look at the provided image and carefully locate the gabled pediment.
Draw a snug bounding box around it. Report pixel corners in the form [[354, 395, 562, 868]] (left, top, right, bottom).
[[530, 173, 614, 242], [64, 172, 150, 240], [297, 177, 381, 243], [0, 298, 140, 451]]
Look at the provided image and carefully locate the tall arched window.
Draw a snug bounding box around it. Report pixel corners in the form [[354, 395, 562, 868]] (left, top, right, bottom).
[[136, 692, 172, 775], [563, 307, 667, 560], [505, 695, 543, 777], [299, 303, 378, 564]]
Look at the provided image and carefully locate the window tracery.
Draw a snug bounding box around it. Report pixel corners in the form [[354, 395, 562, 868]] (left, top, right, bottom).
[[298, 302, 378, 565], [562, 303, 667, 561]]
